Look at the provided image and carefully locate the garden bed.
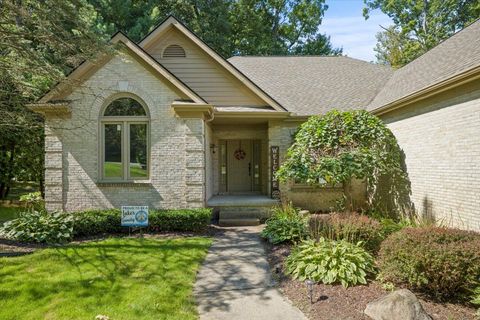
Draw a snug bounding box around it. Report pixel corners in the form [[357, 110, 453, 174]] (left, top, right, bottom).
[[265, 242, 477, 320], [0, 225, 224, 255]]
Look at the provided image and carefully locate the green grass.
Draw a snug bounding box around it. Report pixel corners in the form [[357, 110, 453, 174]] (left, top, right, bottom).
[[104, 162, 147, 178], [0, 237, 212, 320], [0, 206, 23, 225]]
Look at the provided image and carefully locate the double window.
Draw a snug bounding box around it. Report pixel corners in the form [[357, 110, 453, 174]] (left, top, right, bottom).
[[100, 97, 149, 181]]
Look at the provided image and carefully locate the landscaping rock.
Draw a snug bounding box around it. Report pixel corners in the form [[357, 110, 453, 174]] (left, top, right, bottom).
[[364, 289, 432, 320]]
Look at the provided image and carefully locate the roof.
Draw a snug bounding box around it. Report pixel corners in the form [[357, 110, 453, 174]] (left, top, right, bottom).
[[38, 31, 206, 105], [139, 16, 286, 112], [368, 19, 480, 112], [228, 56, 393, 116]]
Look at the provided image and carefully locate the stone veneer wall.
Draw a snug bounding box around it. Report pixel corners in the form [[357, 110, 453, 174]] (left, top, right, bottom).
[[44, 52, 205, 212], [380, 80, 480, 231]]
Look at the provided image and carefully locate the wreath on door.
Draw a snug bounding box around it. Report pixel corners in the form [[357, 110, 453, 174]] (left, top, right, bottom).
[[234, 141, 246, 160], [234, 148, 246, 160]]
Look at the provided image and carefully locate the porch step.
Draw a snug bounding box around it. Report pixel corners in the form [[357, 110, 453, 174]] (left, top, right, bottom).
[[219, 208, 267, 220], [208, 195, 280, 226], [218, 208, 267, 226], [219, 218, 260, 227]]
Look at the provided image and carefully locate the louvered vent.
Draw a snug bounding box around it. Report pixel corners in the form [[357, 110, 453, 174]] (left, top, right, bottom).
[[162, 44, 186, 58]]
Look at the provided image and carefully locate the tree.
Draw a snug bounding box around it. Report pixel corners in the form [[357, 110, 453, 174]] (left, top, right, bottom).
[[364, 0, 480, 67], [88, 0, 343, 57], [277, 110, 412, 218], [0, 0, 110, 197]]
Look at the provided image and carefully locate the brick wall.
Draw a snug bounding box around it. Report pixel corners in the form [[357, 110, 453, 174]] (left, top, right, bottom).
[[380, 79, 480, 230], [44, 52, 205, 211]]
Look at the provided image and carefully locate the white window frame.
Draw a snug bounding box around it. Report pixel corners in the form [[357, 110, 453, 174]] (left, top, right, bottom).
[[99, 95, 150, 183]]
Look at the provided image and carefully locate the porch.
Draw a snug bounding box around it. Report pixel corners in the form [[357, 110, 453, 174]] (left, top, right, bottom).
[[207, 195, 279, 226]]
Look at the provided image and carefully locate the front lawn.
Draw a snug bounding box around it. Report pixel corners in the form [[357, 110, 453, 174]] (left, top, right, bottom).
[[0, 237, 212, 320]]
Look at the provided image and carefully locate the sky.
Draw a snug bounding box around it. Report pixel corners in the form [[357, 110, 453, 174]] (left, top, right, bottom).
[[320, 0, 393, 62]]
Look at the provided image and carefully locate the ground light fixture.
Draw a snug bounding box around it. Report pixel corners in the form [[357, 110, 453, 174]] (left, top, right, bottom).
[[305, 279, 314, 304]]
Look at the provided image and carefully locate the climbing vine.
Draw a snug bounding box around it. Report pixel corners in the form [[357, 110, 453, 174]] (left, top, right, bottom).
[[277, 110, 412, 217]]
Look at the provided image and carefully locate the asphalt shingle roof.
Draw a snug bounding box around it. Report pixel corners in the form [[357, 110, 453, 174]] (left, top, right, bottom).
[[229, 56, 393, 116], [367, 19, 480, 111], [229, 20, 480, 115]]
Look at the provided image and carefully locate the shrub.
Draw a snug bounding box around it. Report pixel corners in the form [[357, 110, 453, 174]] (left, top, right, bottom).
[[72, 209, 122, 237], [310, 213, 383, 252], [72, 208, 211, 237], [276, 110, 411, 217], [261, 204, 309, 244], [285, 238, 374, 287], [0, 210, 73, 243], [19, 192, 45, 211], [378, 227, 480, 300], [148, 208, 211, 232]]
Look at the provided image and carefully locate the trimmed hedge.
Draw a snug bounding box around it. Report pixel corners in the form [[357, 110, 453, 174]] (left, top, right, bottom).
[[73, 208, 211, 237], [378, 227, 480, 301], [148, 208, 212, 232], [310, 213, 383, 253], [73, 209, 122, 237]]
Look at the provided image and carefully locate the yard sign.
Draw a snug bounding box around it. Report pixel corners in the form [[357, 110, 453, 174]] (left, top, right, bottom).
[[121, 206, 149, 227]]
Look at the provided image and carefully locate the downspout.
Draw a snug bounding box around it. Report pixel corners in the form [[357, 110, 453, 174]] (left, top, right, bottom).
[[203, 110, 215, 207]]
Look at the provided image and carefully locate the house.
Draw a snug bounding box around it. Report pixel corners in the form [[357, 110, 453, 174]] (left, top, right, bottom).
[[29, 16, 480, 230]]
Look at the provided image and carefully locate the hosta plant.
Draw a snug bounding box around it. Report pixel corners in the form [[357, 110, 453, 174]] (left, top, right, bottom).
[[261, 204, 309, 244], [0, 210, 73, 243], [285, 238, 375, 287]]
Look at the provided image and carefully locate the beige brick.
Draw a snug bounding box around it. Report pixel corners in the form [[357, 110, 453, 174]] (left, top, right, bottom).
[[381, 81, 480, 231]]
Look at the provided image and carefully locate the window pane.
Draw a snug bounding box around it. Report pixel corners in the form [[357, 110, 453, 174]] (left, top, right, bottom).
[[129, 124, 148, 178], [104, 98, 146, 116], [104, 124, 122, 178]]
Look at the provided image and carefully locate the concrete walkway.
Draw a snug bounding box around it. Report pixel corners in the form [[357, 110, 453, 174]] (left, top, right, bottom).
[[194, 226, 307, 320]]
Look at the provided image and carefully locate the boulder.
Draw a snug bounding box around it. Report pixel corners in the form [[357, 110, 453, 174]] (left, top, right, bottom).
[[364, 289, 432, 320]]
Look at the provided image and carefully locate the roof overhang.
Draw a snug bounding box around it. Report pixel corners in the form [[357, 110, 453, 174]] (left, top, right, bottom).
[[372, 64, 480, 116], [213, 110, 290, 119], [171, 101, 214, 119], [27, 102, 71, 117]]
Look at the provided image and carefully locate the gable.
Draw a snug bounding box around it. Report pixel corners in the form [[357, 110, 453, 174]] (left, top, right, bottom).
[[68, 51, 185, 117], [141, 22, 272, 107], [38, 32, 204, 104]]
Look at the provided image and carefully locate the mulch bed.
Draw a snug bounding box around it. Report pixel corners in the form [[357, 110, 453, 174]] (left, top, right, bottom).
[[0, 225, 223, 257], [265, 242, 477, 320]]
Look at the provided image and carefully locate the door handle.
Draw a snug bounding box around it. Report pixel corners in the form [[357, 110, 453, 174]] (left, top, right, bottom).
[[248, 162, 251, 176]]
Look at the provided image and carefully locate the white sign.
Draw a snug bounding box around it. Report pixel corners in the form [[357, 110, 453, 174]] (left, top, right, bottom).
[[121, 206, 149, 227]]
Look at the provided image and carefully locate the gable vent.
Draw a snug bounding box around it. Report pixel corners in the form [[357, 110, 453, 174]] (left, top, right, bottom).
[[163, 44, 186, 58]]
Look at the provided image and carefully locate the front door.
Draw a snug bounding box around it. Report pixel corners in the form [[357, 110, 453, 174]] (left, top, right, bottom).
[[227, 140, 252, 193]]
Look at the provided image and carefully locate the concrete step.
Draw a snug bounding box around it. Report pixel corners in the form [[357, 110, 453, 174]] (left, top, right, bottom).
[[219, 218, 260, 227], [219, 210, 265, 220]]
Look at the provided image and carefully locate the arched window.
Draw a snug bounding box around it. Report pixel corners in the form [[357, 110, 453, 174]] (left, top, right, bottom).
[[162, 44, 186, 58], [100, 96, 149, 181]]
